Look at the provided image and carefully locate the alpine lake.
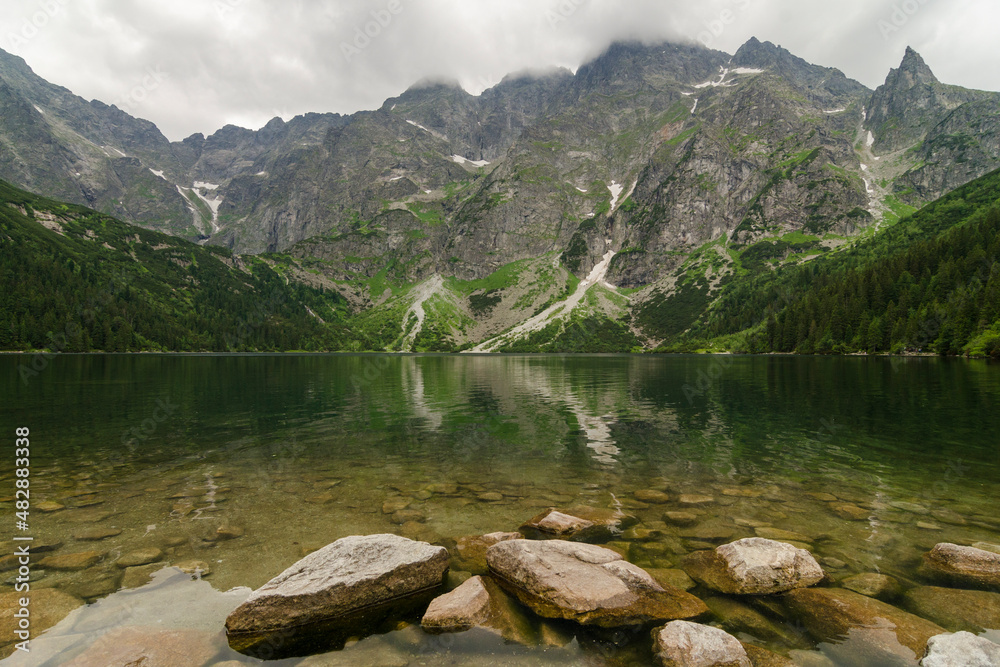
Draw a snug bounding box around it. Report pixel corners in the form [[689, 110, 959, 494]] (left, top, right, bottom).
[[1, 354, 998, 666]]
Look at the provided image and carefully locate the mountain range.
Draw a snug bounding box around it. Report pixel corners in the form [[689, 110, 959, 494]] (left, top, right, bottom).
[[1, 37, 998, 354]]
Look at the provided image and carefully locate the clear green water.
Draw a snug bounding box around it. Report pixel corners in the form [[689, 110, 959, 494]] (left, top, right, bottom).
[[1, 354, 999, 665]]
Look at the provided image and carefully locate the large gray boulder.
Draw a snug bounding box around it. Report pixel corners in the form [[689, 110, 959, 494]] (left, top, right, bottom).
[[652, 620, 752, 667], [486, 539, 708, 627], [682, 538, 824, 595], [921, 632, 1000, 667], [922, 543, 1000, 589], [225, 534, 449, 657]]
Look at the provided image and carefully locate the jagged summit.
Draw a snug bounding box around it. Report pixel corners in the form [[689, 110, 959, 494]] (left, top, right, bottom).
[[889, 46, 939, 89], [865, 47, 993, 152], [732, 36, 785, 67]]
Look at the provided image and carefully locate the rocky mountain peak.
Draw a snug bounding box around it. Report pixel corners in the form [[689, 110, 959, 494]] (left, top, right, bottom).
[[731, 36, 781, 67], [890, 46, 939, 89]]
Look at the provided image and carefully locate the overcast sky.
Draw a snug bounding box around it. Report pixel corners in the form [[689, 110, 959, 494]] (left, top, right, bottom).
[[1, 0, 996, 141]]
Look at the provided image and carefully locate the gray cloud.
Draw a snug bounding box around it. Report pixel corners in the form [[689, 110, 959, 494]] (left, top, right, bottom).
[[1, 0, 997, 141]]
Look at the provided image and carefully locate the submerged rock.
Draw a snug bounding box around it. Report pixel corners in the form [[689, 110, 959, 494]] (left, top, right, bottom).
[[903, 586, 1000, 633], [742, 643, 796, 667], [652, 620, 751, 667], [72, 527, 122, 541], [116, 548, 164, 568], [648, 568, 697, 591], [486, 539, 708, 628], [682, 538, 824, 595], [0, 589, 82, 648], [830, 503, 870, 521], [920, 631, 1000, 667], [63, 627, 219, 667], [519, 506, 638, 542], [842, 573, 903, 601], [38, 551, 103, 571], [678, 494, 716, 506], [225, 534, 449, 658], [636, 489, 671, 504], [664, 511, 700, 527], [704, 596, 810, 649], [122, 563, 164, 589], [922, 543, 1000, 588], [784, 587, 944, 665], [453, 532, 523, 574], [754, 527, 812, 543]]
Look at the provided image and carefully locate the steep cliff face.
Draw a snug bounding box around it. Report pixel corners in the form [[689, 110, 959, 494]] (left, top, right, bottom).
[[863, 47, 1000, 205]]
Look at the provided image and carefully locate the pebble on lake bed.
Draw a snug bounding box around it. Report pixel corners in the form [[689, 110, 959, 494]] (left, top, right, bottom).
[[677, 494, 715, 506], [38, 551, 103, 571], [635, 489, 671, 504], [72, 527, 122, 541], [116, 548, 164, 568]]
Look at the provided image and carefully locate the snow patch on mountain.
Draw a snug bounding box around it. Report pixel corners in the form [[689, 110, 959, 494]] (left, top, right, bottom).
[[608, 182, 624, 212], [471, 249, 618, 353], [451, 155, 490, 168], [401, 275, 444, 352]]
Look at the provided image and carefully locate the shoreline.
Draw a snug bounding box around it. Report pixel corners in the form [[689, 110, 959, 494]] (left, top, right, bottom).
[[0, 349, 972, 359]]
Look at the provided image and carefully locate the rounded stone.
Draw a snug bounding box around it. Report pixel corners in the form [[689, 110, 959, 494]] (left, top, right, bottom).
[[663, 512, 699, 527], [116, 548, 164, 568], [682, 538, 825, 595], [921, 631, 1000, 667], [38, 551, 103, 571], [635, 489, 671, 504], [652, 620, 751, 667], [73, 527, 122, 542]]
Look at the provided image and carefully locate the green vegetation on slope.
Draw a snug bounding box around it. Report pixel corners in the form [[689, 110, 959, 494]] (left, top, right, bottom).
[[0, 179, 362, 353], [664, 168, 1000, 357]]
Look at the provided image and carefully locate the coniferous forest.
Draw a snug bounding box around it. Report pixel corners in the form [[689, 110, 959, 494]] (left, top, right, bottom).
[[667, 169, 1000, 358], [0, 179, 364, 353]]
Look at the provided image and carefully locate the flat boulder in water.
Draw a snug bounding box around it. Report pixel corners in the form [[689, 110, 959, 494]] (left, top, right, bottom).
[[486, 539, 708, 627], [682, 538, 824, 595], [225, 534, 449, 658], [519, 505, 638, 542], [922, 543, 1000, 588], [903, 586, 1000, 633], [784, 587, 944, 666]]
